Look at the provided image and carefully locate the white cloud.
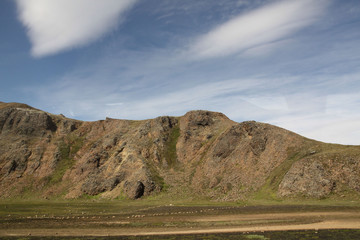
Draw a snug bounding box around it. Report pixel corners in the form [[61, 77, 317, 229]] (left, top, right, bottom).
[[106, 102, 124, 106], [26, 64, 360, 145], [15, 0, 138, 57], [190, 0, 328, 59], [268, 92, 360, 145], [242, 39, 293, 57], [244, 96, 288, 111], [271, 114, 360, 146]]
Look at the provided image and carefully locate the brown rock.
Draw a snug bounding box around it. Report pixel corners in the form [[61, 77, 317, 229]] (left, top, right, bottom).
[[1, 101, 360, 201], [124, 180, 145, 199], [278, 159, 335, 198]]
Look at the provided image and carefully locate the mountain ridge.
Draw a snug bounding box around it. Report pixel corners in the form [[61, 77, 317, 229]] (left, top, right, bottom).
[[1, 102, 359, 201]]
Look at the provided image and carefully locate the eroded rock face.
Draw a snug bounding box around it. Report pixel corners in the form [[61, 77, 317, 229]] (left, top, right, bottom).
[[186, 119, 307, 201], [212, 122, 268, 159], [177, 110, 232, 163], [1, 102, 360, 201], [278, 159, 335, 198], [124, 180, 145, 199], [278, 153, 360, 198], [0, 108, 57, 136]]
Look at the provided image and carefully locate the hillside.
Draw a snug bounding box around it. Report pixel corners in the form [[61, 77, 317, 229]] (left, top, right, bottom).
[[1, 102, 360, 201]]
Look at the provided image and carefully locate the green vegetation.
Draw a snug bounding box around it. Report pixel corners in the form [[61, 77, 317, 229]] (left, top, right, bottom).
[[252, 151, 306, 201], [189, 135, 218, 184], [1, 198, 359, 218], [249, 138, 360, 203], [1, 198, 360, 240], [46, 142, 72, 185], [78, 193, 102, 200], [46, 134, 84, 185], [163, 124, 180, 168], [145, 160, 167, 191], [252, 139, 321, 201], [67, 133, 85, 157], [128, 119, 144, 127], [245, 234, 270, 240]]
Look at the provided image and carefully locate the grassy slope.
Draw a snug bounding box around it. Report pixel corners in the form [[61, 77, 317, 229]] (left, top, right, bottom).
[[2, 102, 360, 204], [251, 138, 360, 204]]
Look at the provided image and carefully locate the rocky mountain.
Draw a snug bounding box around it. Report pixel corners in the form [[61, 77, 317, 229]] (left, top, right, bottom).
[[1, 101, 360, 201]]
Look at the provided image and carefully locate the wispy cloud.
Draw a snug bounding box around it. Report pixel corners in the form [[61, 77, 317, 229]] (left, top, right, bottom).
[[29, 75, 283, 120], [15, 0, 360, 145], [189, 0, 329, 59], [34, 71, 360, 145], [15, 0, 138, 57], [24, 44, 360, 145]]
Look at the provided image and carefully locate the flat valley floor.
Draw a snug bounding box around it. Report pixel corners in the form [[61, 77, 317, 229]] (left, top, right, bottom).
[[1, 201, 360, 239]]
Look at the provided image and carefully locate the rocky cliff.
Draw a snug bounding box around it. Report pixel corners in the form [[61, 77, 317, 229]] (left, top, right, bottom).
[[1, 102, 360, 201]]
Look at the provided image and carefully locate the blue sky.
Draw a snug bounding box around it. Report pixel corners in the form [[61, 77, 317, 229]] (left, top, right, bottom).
[[1, 0, 360, 145]]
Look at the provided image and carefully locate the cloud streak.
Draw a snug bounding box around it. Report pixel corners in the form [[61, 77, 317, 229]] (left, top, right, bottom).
[[190, 0, 328, 59], [15, 0, 138, 57], [24, 45, 360, 145], [14, 0, 360, 145]]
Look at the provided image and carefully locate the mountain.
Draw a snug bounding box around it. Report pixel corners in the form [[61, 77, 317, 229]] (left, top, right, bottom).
[[1, 102, 360, 201]]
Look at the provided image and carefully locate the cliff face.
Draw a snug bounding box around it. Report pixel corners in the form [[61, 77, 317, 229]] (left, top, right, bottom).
[[1, 102, 360, 200]]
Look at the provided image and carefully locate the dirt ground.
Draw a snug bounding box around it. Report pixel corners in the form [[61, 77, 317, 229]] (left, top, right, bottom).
[[1, 204, 360, 237]]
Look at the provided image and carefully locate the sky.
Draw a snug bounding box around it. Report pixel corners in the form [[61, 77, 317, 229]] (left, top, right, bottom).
[[1, 0, 360, 145]]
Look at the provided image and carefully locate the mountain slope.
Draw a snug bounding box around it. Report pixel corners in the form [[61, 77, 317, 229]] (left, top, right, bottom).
[[1, 102, 360, 201]]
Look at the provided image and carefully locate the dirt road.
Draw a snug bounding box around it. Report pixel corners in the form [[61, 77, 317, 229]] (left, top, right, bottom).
[[2, 210, 360, 237]]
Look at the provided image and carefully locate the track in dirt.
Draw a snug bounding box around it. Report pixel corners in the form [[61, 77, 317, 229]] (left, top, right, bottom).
[[1, 205, 360, 237]]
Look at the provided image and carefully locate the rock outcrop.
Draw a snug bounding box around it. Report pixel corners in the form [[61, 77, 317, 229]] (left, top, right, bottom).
[[278, 150, 360, 198], [0, 102, 360, 201]]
